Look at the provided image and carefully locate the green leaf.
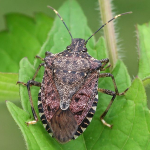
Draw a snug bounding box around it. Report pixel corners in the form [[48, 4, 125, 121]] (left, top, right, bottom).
[[137, 23, 150, 86], [90, 37, 108, 60], [0, 13, 53, 73], [7, 0, 150, 150], [123, 78, 150, 150], [6, 101, 60, 150], [0, 72, 19, 101]]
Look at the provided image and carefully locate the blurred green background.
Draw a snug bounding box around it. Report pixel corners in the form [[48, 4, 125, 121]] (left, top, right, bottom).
[[0, 0, 150, 149]]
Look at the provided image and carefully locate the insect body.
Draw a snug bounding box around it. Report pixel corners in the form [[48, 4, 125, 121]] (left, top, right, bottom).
[[17, 6, 131, 143]]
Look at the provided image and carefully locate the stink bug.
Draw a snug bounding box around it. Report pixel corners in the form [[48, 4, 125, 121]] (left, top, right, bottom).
[[17, 6, 131, 143]]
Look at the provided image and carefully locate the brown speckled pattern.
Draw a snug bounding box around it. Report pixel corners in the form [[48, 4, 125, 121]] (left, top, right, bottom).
[[70, 71, 98, 125], [40, 38, 102, 143], [41, 67, 60, 122]]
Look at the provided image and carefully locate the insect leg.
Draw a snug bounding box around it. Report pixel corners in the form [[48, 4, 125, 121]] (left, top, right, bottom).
[[26, 80, 41, 125], [17, 63, 44, 125], [17, 63, 44, 85], [98, 88, 116, 128], [17, 80, 41, 125], [99, 73, 129, 95], [98, 73, 128, 128], [99, 58, 111, 71], [32, 63, 45, 80], [35, 55, 44, 61]]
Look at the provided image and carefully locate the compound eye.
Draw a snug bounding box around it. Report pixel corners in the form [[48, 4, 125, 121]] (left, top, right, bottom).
[[82, 47, 87, 52], [66, 46, 71, 50]]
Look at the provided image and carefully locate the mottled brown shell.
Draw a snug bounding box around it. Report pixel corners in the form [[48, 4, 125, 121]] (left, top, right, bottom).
[[38, 38, 102, 143]]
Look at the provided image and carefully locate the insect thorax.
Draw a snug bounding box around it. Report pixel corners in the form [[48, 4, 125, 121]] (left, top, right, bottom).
[[53, 50, 91, 110]]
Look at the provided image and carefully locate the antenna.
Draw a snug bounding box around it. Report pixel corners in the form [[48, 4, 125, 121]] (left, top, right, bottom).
[[47, 6, 73, 40], [85, 11, 132, 44]]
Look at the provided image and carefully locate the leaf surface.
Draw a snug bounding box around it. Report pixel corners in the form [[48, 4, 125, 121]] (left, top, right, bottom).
[[0, 13, 53, 73], [0, 72, 19, 101], [137, 23, 150, 86]]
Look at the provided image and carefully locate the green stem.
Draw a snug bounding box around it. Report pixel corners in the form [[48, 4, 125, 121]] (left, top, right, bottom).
[[98, 0, 118, 67]]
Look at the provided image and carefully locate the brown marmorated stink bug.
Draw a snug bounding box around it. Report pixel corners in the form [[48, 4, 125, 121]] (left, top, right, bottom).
[[17, 6, 132, 143]]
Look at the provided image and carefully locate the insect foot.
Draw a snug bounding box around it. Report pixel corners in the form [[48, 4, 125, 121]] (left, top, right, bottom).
[[25, 120, 37, 126]]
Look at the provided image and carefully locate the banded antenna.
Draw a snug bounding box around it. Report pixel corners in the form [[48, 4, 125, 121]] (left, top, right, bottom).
[[47, 6, 73, 41], [85, 11, 132, 44]]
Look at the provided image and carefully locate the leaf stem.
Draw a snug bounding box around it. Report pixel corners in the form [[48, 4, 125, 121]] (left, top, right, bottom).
[[98, 0, 118, 67]]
